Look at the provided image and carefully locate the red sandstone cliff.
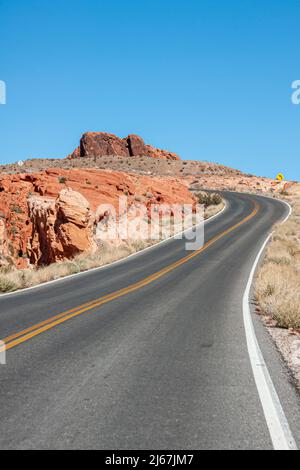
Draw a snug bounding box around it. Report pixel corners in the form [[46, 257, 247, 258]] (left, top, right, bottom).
[[68, 133, 180, 161], [0, 168, 194, 269]]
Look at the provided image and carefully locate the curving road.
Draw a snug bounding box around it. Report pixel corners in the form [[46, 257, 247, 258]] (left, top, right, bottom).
[[1, 191, 300, 450]]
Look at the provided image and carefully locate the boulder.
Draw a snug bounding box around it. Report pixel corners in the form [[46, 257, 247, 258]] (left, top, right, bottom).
[[126, 134, 147, 156], [80, 132, 128, 158], [28, 189, 96, 266]]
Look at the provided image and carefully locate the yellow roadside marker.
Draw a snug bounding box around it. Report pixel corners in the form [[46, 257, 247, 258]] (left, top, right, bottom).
[[276, 173, 285, 182]]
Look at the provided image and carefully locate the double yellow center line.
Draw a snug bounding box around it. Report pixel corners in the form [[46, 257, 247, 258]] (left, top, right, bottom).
[[0, 201, 259, 354]]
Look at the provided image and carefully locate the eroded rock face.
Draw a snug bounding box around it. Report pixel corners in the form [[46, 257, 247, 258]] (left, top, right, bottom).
[[127, 134, 145, 156], [0, 168, 194, 268], [28, 189, 96, 266], [79, 132, 129, 159], [68, 132, 181, 161], [27, 197, 56, 266], [56, 190, 91, 227], [0, 217, 9, 267]]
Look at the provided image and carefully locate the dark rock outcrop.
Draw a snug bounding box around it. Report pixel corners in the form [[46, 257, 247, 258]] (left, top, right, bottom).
[[68, 132, 181, 161], [127, 134, 146, 156]]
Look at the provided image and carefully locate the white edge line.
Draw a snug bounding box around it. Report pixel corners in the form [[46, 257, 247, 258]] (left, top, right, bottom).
[[243, 198, 298, 450], [0, 201, 228, 299]]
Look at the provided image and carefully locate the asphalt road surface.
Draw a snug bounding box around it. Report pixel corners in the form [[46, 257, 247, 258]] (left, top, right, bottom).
[[1, 191, 300, 450]]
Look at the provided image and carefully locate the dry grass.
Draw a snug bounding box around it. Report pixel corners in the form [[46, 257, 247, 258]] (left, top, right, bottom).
[[256, 184, 300, 329], [0, 240, 154, 293], [204, 202, 224, 220], [0, 200, 224, 294]]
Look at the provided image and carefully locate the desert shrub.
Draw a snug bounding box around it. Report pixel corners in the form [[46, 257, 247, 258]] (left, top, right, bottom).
[[256, 263, 300, 329], [210, 193, 222, 205], [58, 176, 67, 184], [11, 205, 23, 214], [256, 186, 300, 329], [195, 191, 222, 207], [0, 274, 19, 292]]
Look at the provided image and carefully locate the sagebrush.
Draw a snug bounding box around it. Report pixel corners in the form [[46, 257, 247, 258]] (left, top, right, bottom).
[[256, 185, 300, 329]]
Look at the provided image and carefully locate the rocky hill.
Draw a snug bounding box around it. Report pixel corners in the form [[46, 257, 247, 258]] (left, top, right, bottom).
[[0, 131, 242, 177]]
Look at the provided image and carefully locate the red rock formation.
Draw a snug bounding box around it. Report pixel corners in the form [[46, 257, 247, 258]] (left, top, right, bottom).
[[145, 145, 180, 161], [0, 217, 9, 267], [79, 132, 128, 159], [0, 168, 193, 268], [28, 190, 96, 266], [68, 132, 181, 161], [127, 134, 145, 156]]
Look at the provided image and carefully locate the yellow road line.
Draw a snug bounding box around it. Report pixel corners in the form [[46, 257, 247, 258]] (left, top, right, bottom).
[[0, 202, 259, 353]]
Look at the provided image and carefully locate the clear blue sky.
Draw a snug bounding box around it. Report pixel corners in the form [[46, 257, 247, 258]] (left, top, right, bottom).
[[0, 0, 300, 180]]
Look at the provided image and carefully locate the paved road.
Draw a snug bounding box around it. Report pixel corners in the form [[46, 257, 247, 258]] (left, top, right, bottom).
[[1, 191, 300, 450]]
